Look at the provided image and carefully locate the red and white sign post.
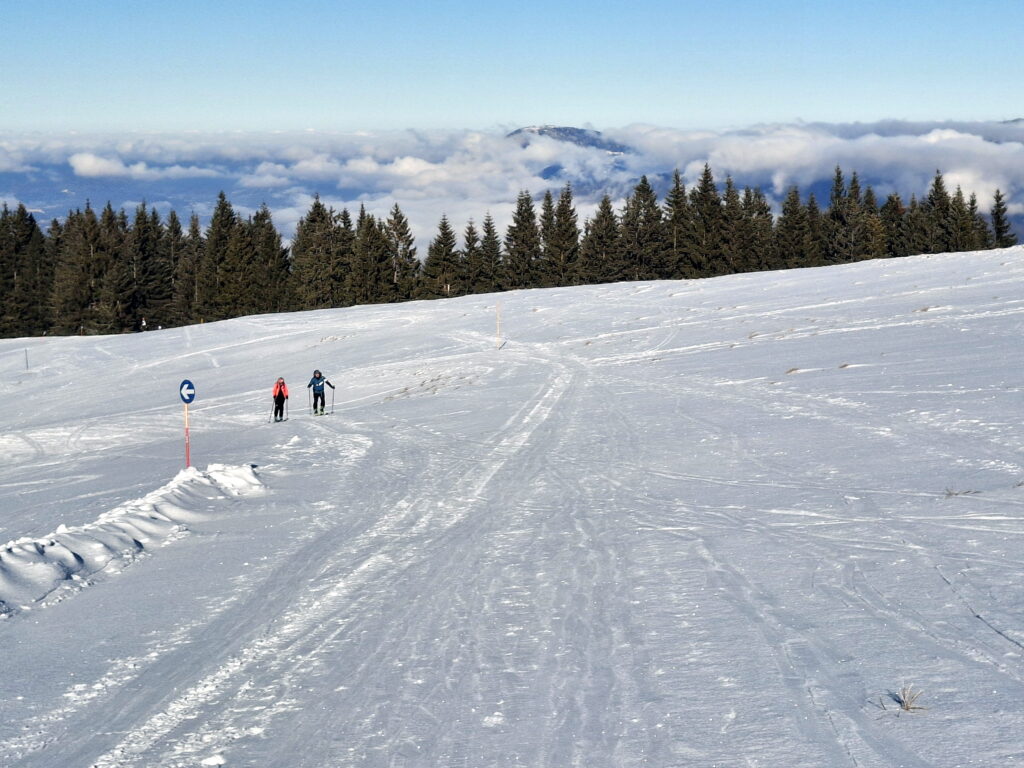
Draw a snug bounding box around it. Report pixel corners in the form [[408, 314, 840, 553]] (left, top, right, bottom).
[[179, 380, 196, 468]]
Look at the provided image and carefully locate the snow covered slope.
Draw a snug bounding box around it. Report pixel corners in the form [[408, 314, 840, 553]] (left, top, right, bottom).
[[1, 248, 1023, 767]]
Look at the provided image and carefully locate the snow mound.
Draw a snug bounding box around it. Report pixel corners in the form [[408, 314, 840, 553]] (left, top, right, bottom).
[[0, 463, 263, 617]]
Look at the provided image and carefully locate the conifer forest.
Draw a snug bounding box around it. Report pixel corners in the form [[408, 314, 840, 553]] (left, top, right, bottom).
[[0, 166, 1017, 338]]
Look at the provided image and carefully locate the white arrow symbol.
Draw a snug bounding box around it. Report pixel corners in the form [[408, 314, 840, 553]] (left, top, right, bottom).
[[180, 382, 195, 400]]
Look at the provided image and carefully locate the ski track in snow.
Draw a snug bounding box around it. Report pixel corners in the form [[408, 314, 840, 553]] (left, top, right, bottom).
[[1, 248, 1024, 766], [81, 350, 578, 768]]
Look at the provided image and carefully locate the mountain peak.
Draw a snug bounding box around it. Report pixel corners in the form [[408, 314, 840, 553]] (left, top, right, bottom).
[[506, 125, 632, 153]]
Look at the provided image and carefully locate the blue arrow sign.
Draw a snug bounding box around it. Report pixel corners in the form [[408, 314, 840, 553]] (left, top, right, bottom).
[[179, 379, 196, 404]]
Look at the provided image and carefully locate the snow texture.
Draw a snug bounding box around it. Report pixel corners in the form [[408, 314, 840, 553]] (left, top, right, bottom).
[[1, 248, 1023, 766]]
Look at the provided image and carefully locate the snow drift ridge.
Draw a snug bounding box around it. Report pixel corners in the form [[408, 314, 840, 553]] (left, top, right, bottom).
[[0, 464, 263, 617]]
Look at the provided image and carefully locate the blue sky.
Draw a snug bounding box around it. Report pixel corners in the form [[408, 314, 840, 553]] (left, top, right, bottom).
[[4, 0, 1022, 132]]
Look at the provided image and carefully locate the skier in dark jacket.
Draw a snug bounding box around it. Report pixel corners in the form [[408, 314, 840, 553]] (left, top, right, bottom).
[[272, 377, 289, 421], [307, 369, 335, 415]]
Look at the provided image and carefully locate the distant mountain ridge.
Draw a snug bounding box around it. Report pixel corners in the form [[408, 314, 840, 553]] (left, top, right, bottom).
[[506, 125, 632, 154]]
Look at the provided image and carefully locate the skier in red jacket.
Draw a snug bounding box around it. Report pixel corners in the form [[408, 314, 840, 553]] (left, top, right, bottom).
[[272, 377, 289, 421]]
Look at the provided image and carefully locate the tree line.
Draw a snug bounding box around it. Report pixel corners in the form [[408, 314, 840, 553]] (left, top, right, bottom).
[[1, 166, 1018, 338]]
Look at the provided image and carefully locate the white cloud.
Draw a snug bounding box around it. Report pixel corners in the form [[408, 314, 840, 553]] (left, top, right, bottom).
[[3, 121, 1022, 245], [68, 152, 222, 180]]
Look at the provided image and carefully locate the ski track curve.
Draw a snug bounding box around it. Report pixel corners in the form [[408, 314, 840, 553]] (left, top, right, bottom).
[[69, 350, 576, 767]]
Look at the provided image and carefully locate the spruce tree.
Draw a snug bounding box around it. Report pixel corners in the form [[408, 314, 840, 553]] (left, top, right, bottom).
[[291, 196, 340, 309], [385, 203, 419, 301], [0, 205, 50, 337], [825, 166, 854, 263], [906, 195, 930, 255], [923, 171, 955, 253], [863, 211, 888, 260], [219, 214, 254, 317], [619, 175, 666, 280], [250, 204, 291, 313], [991, 189, 1017, 248], [170, 213, 203, 326], [880, 193, 910, 258], [773, 186, 809, 270], [743, 187, 775, 271], [51, 205, 101, 334], [124, 203, 173, 331], [504, 191, 541, 289], [419, 214, 459, 299], [846, 172, 869, 260], [537, 190, 557, 287], [968, 193, 993, 250], [546, 183, 580, 286], [333, 209, 356, 306], [578, 195, 621, 284], [479, 213, 504, 293], [41, 218, 64, 332], [163, 210, 186, 325], [196, 192, 237, 320], [664, 170, 695, 278], [461, 219, 485, 294], [689, 164, 723, 276], [349, 209, 393, 304], [718, 177, 746, 273], [0, 206, 12, 332], [95, 203, 129, 332], [804, 194, 827, 267]]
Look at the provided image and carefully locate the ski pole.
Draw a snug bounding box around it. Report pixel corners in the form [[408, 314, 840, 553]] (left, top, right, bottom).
[[308, 388, 312, 415], [268, 403, 274, 423], [330, 387, 335, 415]]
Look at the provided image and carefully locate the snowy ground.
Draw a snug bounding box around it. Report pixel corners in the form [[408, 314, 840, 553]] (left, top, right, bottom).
[[2, 248, 1024, 767]]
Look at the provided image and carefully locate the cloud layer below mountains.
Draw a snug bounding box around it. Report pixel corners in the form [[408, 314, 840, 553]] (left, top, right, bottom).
[[2, 120, 1022, 247]]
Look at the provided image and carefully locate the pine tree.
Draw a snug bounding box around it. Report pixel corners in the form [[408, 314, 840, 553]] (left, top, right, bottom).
[[170, 213, 203, 326], [846, 172, 868, 260], [968, 193, 993, 250], [504, 191, 541, 289], [385, 203, 419, 301], [578, 195, 621, 283], [804, 194, 827, 267], [52, 204, 101, 334], [461, 219, 485, 294], [196, 192, 237, 320], [923, 171, 955, 253], [219, 214, 254, 317], [991, 189, 1017, 248], [163, 210, 186, 325], [906, 194, 930, 255], [742, 187, 774, 272], [689, 164, 724, 276], [863, 211, 889, 260], [0, 205, 50, 337], [333, 209, 356, 306], [95, 203, 129, 332], [773, 186, 809, 270], [250, 204, 291, 313], [125, 203, 173, 331], [349, 209, 392, 304], [880, 193, 910, 258], [41, 218, 64, 332], [546, 183, 580, 286], [420, 215, 459, 299], [619, 175, 666, 280], [537, 190, 557, 287], [950, 187, 976, 252], [479, 213, 504, 293], [292, 196, 341, 309], [664, 170, 695, 278], [825, 166, 854, 263], [718, 177, 746, 273]]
